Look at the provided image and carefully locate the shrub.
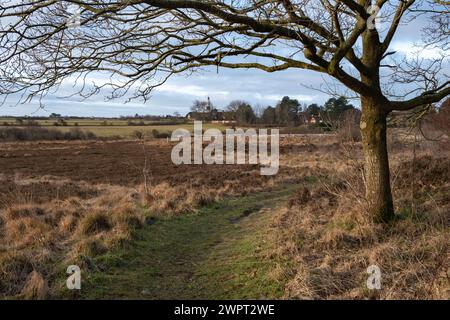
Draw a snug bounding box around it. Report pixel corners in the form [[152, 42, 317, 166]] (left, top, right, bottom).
[[0, 252, 34, 297], [151, 129, 171, 139], [85, 131, 97, 140], [316, 122, 332, 131], [133, 130, 146, 140]]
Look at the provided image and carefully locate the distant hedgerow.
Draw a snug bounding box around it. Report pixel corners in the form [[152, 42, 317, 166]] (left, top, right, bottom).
[[0, 127, 97, 141]]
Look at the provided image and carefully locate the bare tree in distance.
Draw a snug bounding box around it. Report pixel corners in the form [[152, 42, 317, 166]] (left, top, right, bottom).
[[0, 0, 449, 222], [191, 99, 212, 113], [253, 103, 265, 119], [420, 98, 450, 140], [226, 100, 250, 112]]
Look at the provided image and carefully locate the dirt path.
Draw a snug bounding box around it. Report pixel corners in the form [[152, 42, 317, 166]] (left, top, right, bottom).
[[79, 186, 295, 299]]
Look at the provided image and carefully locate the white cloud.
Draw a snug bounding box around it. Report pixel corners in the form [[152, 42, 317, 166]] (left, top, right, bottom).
[[156, 83, 230, 98], [391, 41, 448, 60], [0, 69, 328, 116], [259, 94, 316, 102]]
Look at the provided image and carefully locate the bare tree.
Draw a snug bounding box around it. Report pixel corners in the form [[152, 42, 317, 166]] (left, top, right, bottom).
[[191, 99, 211, 112], [226, 100, 249, 112], [253, 103, 265, 119], [0, 0, 449, 222], [420, 98, 450, 139]]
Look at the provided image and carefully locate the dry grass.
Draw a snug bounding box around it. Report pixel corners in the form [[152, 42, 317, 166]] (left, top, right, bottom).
[[140, 173, 280, 218], [270, 136, 450, 299], [19, 270, 48, 300], [0, 183, 147, 298], [0, 166, 281, 298], [1, 130, 448, 299]]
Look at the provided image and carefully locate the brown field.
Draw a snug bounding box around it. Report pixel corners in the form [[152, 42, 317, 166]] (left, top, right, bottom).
[[0, 131, 448, 299], [0, 139, 296, 202]]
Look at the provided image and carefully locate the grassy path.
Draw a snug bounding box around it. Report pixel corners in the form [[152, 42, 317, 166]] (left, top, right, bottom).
[[81, 186, 296, 299]]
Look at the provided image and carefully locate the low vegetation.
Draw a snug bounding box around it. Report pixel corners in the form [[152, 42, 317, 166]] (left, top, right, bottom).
[[0, 128, 448, 299], [0, 154, 283, 298], [0, 127, 96, 141], [0, 117, 230, 139], [271, 138, 449, 299]]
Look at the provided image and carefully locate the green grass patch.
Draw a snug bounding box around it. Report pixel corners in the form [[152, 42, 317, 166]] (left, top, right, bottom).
[[72, 186, 296, 299]]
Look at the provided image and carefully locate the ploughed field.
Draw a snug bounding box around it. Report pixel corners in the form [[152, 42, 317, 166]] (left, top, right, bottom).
[[0, 140, 274, 184], [0, 139, 299, 209], [1, 140, 205, 186]]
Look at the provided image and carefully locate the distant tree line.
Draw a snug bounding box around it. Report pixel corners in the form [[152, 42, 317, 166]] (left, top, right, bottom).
[[190, 95, 360, 127]]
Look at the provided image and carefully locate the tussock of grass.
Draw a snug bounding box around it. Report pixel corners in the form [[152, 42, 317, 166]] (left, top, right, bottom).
[[78, 212, 112, 236], [0, 251, 34, 297], [0, 184, 146, 298], [19, 270, 48, 300]]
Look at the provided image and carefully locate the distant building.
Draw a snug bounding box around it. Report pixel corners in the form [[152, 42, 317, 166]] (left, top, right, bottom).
[[309, 115, 322, 124], [211, 111, 236, 124], [297, 112, 322, 125]]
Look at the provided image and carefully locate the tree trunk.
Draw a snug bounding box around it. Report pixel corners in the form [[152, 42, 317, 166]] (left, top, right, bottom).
[[360, 97, 395, 223]]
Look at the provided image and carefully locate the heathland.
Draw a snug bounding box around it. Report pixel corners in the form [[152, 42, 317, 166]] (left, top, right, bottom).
[[0, 122, 448, 299]]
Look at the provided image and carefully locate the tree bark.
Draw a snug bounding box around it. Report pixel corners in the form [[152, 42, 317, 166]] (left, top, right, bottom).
[[360, 97, 395, 223]]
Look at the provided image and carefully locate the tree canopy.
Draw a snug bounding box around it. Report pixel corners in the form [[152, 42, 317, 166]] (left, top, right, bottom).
[[0, 1, 447, 108]]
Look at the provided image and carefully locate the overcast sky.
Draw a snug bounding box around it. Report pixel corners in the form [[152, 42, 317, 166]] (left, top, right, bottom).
[[0, 67, 330, 117], [1, 6, 448, 117]]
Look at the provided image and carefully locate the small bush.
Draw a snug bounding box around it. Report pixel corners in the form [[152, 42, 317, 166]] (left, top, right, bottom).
[[288, 186, 311, 207], [133, 130, 146, 140], [151, 129, 171, 139], [127, 120, 145, 126]]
